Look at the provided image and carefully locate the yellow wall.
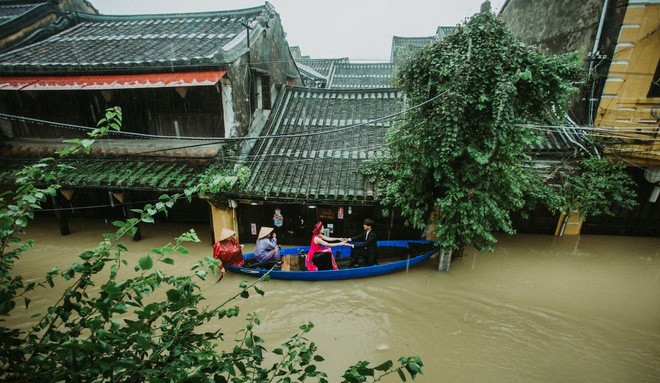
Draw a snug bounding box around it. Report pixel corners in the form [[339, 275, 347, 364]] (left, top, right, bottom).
[[554, 211, 584, 236], [209, 203, 240, 243], [595, 2, 660, 167]]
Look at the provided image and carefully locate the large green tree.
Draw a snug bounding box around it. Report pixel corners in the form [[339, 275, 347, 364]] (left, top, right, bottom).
[[370, 12, 583, 253]]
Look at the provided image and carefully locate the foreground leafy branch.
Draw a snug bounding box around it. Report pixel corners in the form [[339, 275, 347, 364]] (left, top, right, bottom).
[[0, 107, 422, 382]]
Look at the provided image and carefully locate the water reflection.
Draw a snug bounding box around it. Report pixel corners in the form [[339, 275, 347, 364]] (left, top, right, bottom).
[[8, 218, 660, 382]]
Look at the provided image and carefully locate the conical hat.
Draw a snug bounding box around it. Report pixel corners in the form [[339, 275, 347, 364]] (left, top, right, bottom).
[[219, 228, 235, 241], [258, 226, 274, 239]]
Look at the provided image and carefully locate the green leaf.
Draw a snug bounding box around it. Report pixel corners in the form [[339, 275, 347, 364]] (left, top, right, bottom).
[[374, 360, 393, 371], [166, 289, 181, 302], [138, 255, 153, 270]]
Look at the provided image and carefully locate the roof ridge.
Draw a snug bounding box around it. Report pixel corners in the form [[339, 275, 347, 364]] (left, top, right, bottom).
[[392, 35, 436, 40], [75, 4, 267, 21], [283, 85, 401, 95]]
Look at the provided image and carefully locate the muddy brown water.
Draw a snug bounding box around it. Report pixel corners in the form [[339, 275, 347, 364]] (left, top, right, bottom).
[[5, 217, 660, 382]]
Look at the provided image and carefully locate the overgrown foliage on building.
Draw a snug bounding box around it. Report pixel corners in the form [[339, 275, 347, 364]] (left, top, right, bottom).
[[368, 11, 635, 253]]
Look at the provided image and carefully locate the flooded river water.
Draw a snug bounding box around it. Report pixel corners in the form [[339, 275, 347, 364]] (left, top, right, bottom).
[[7, 217, 660, 382]]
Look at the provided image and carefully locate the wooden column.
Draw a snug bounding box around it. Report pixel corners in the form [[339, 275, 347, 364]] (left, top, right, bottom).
[[52, 192, 70, 236]]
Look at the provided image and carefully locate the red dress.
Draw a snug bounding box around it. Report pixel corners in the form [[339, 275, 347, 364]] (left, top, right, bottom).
[[212, 237, 244, 267], [305, 234, 338, 271]]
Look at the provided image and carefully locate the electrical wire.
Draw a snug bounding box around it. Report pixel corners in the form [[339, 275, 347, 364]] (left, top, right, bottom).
[[3, 111, 657, 164], [38, 195, 187, 212], [0, 112, 229, 140], [517, 125, 660, 142]]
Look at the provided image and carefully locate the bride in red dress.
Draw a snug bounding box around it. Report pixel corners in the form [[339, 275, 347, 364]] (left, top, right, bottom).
[[305, 221, 346, 271]]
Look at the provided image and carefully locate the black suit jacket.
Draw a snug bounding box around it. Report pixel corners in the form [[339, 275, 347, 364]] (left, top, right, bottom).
[[350, 230, 378, 259]]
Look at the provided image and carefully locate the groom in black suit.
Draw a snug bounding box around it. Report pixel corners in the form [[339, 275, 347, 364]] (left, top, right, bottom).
[[347, 218, 378, 267]]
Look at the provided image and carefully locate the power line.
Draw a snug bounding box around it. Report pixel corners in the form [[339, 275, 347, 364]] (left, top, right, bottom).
[[36, 193, 201, 212], [517, 124, 660, 142], [0, 112, 226, 140], [93, 91, 443, 156], [4, 113, 657, 164], [518, 123, 659, 133]]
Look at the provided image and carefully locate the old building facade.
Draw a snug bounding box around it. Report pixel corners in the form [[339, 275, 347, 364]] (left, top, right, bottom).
[[500, 0, 659, 236], [0, 3, 302, 242]]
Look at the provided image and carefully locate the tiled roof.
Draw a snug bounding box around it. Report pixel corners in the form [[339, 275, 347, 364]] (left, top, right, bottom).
[[240, 86, 403, 202], [239, 85, 590, 202], [0, 137, 222, 190], [326, 63, 394, 89], [0, 3, 42, 23], [531, 127, 591, 155], [296, 57, 348, 78], [0, 1, 97, 51], [391, 27, 456, 62], [0, 157, 209, 191], [436, 26, 457, 38], [296, 62, 326, 86], [391, 36, 436, 46], [0, 137, 224, 158], [0, 4, 272, 74], [391, 35, 436, 62]]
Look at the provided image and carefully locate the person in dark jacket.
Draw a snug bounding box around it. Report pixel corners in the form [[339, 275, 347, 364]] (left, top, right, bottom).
[[346, 218, 378, 267]]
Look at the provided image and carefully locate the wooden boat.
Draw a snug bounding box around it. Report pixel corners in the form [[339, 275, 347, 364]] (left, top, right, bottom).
[[227, 240, 438, 281]]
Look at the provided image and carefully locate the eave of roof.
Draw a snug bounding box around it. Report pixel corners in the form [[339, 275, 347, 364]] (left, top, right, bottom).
[[327, 63, 394, 89], [295, 62, 327, 82], [295, 57, 348, 78], [0, 157, 210, 191], [0, 137, 222, 191], [1, 137, 224, 159]]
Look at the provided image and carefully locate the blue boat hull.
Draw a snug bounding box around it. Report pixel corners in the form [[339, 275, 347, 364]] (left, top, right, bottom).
[[227, 240, 438, 281]]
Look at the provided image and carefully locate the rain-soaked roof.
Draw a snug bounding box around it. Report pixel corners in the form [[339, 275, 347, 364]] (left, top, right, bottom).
[[239, 85, 403, 202], [326, 63, 395, 89], [0, 3, 272, 75], [237, 85, 590, 202], [0, 138, 221, 191]]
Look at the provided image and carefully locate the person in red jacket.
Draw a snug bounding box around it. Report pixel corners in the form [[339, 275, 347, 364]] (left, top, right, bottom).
[[212, 228, 245, 277]]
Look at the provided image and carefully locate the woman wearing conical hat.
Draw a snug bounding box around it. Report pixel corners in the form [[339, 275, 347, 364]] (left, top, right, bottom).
[[253, 226, 281, 264], [212, 228, 245, 270]]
